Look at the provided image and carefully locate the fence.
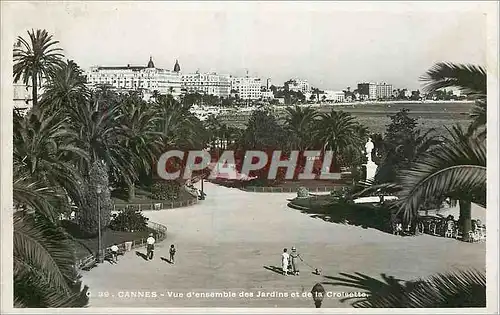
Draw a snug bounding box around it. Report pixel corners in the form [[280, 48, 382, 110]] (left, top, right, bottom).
[[113, 197, 198, 212], [241, 185, 344, 193], [75, 220, 168, 269]]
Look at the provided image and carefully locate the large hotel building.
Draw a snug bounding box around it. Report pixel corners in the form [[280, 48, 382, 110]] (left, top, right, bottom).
[[181, 72, 231, 97], [230, 76, 262, 100], [85, 57, 182, 97]]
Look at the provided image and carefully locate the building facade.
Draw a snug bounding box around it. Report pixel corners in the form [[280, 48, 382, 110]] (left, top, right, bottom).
[[285, 78, 311, 93], [85, 57, 182, 97], [230, 76, 262, 100], [181, 72, 231, 97], [321, 90, 345, 103], [376, 83, 393, 99], [357, 82, 377, 100]]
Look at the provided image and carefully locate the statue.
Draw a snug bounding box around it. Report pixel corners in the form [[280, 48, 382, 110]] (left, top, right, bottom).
[[365, 138, 374, 162]]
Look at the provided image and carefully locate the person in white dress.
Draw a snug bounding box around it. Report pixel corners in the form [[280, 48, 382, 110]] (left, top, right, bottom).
[[281, 248, 290, 276]]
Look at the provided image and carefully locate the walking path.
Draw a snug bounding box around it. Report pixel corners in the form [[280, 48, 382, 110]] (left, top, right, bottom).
[[81, 182, 485, 308]]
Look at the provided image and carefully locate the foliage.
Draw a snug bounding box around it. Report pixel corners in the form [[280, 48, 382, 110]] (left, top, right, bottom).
[[296, 186, 310, 198], [151, 181, 182, 200], [109, 207, 149, 232], [240, 110, 287, 151], [76, 160, 113, 235], [396, 125, 486, 224], [13, 29, 64, 107], [325, 269, 485, 307], [420, 62, 486, 137]]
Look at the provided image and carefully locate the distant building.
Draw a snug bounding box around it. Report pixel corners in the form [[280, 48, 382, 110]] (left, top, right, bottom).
[[231, 75, 262, 100], [85, 57, 182, 97], [181, 71, 231, 97], [285, 78, 311, 94], [260, 89, 274, 100], [376, 83, 393, 99], [321, 90, 345, 103], [357, 82, 377, 100], [13, 83, 32, 111]]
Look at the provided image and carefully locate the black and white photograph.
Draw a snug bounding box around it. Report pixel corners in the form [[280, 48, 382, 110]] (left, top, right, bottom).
[[1, 1, 498, 313]]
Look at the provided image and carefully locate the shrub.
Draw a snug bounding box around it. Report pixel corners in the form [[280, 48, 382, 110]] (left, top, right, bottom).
[[151, 181, 181, 200], [109, 207, 149, 232], [297, 186, 309, 198]]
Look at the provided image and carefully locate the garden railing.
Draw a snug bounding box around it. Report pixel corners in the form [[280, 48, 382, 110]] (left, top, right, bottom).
[[75, 220, 168, 270]]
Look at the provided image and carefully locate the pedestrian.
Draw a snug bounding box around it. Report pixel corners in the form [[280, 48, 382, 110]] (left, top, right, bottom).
[[290, 247, 300, 275], [169, 244, 176, 263], [281, 248, 289, 276], [110, 244, 119, 263], [146, 233, 155, 260]]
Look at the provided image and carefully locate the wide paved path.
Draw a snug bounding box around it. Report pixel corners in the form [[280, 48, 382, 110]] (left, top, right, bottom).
[[81, 182, 485, 308]]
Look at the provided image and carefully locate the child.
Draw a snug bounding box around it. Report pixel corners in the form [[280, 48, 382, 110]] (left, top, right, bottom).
[[169, 244, 176, 263]]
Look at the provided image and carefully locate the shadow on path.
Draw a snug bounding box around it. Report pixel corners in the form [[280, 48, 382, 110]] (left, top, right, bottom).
[[160, 257, 173, 264], [135, 251, 148, 261], [263, 265, 284, 275]]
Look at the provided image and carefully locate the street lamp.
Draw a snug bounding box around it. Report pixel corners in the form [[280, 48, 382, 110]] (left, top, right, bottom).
[[96, 185, 103, 263], [200, 177, 205, 200], [311, 283, 325, 308]]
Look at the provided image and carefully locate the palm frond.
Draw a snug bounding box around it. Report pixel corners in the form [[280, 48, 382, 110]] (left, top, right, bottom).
[[325, 269, 485, 308], [420, 62, 486, 98]]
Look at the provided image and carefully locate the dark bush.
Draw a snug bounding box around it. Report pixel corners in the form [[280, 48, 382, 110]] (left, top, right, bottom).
[[109, 207, 149, 232], [151, 181, 181, 200]]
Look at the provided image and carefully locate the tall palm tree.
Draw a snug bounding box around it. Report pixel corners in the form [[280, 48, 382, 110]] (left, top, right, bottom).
[[119, 94, 163, 200], [420, 62, 486, 137], [396, 126, 486, 240], [13, 29, 64, 108]]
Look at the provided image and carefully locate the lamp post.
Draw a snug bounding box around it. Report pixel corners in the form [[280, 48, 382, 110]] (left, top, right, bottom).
[[200, 177, 205, 200], [96, 185, 103, 263], [311, 283, 325, 308]]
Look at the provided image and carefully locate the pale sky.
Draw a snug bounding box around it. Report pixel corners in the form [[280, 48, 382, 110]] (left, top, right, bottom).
[[4, 1, 489, 90]]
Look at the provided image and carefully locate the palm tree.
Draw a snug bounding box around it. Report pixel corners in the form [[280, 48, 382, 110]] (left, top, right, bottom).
[[13, 108, 88, 215], [396, 126, 486, 240], [317, 110, 365, 172], [284, 106, 320, 152], [119, 94, 163, 200], [420, 62, 486, 137], [40, 60, 90, 112], [13, 29, 64, 108], [13, 174, 89, 307], [326, 269, 485, 307]]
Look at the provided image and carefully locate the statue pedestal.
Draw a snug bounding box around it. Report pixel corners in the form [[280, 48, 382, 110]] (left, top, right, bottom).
[[365, 161, 377, 181]]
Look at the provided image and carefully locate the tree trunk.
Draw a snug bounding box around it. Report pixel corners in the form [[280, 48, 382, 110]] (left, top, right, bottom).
[[32, 75, 38, 107], [128, 182, 136, 201], [459, 200, 472, 242]]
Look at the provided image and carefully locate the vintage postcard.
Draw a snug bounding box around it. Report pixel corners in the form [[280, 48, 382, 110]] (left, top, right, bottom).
[[1, 1, 498, 314]]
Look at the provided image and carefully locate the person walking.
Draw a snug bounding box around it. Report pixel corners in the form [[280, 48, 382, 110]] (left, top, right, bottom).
[[281, 248, 289, 276], [169, 244, 176, 263], [290, 247, 300, 275], [110, 244, 119, 263], [146, 233, 155, 260]]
